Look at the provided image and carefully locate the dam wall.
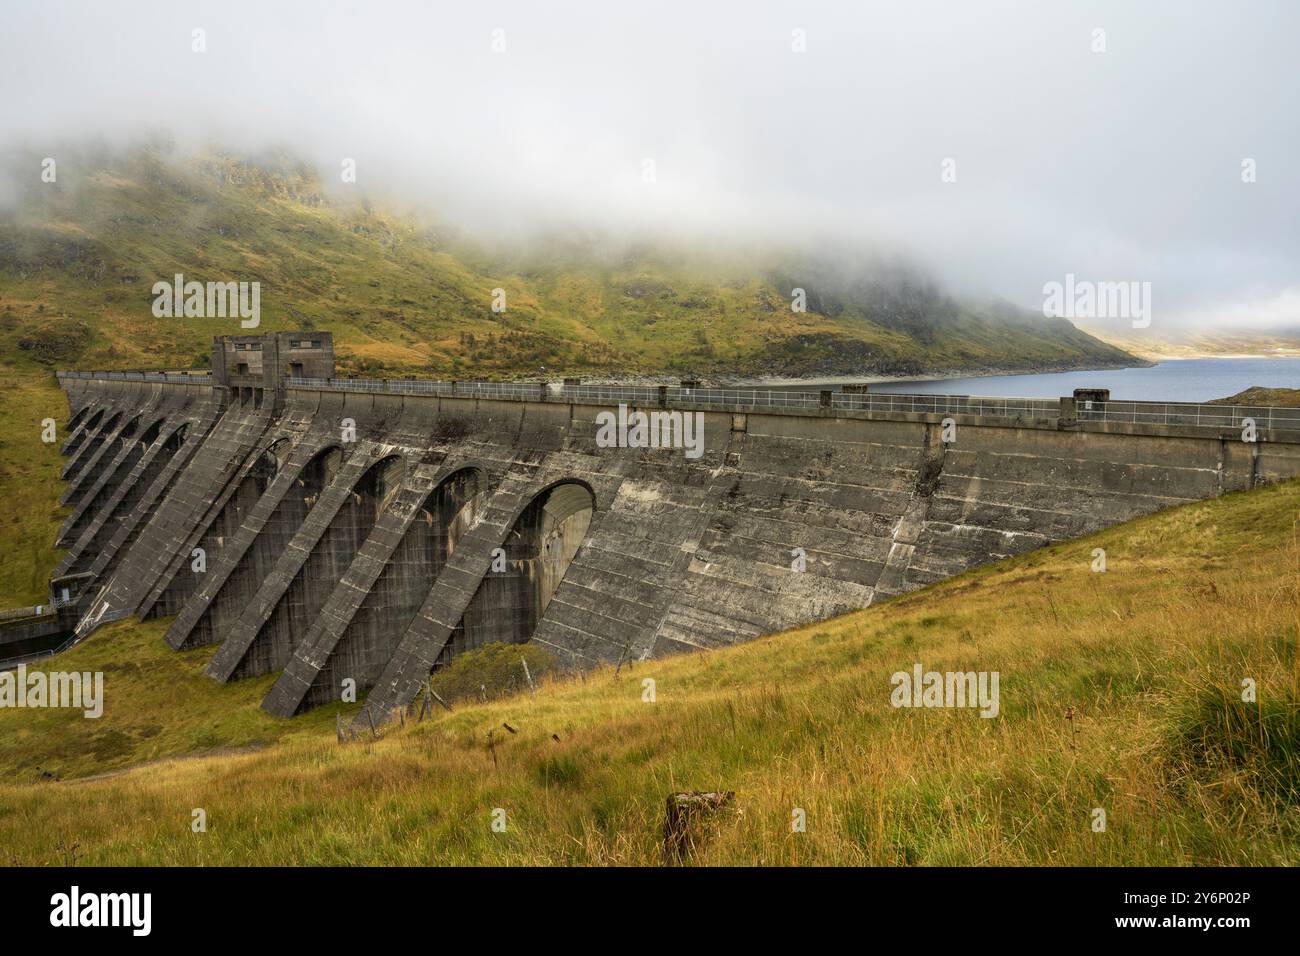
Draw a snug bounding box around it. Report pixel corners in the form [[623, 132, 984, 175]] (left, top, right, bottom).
[[45, 333, 1300, 720]]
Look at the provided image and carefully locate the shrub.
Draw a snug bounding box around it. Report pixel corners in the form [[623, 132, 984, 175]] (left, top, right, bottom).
[[429, 642, 557, 704]]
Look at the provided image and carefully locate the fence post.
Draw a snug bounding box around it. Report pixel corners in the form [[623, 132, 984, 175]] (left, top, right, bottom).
[[522, 658, 536, 698]]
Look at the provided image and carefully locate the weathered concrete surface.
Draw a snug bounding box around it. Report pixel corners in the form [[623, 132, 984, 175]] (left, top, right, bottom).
[[50, 333, 1300, 720]]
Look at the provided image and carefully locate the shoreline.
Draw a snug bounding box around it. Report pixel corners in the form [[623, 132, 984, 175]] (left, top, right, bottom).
[[570, 359, 1146, 388], [570, 352, 1296, 388]]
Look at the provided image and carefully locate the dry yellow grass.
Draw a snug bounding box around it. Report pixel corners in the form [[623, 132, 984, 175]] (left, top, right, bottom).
[[1, 479, 1297, 865]]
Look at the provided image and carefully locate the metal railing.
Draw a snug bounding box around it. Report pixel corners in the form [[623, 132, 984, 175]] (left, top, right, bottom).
[[57, 370, 1300, 431], [278, 377, 1300, 430], [1074, 400, 1300, 430], [58, 370, 212, 384], [284, 377, 1059, 415]]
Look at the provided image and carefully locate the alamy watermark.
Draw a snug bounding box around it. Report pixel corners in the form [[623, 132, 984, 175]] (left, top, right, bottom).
[[1042, 273, 1151, 329], [890, 662, 999, 718], [152, 273, 260, 328], [50, 886, 150, 936], [0, 663, 103, 718], [595, 404, 704, 459]]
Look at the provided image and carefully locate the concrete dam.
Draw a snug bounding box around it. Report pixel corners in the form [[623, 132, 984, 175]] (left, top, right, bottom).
[[37, 331, 1300, 722]]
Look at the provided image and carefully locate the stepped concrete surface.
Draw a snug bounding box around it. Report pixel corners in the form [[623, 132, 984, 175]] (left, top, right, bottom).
[[44, 332, 1300, 717]]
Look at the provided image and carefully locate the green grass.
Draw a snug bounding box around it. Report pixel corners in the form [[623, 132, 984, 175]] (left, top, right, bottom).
[[1, 479, 1297, 865], [0, 145, 1135, 380], [0, 374, 69, 606]]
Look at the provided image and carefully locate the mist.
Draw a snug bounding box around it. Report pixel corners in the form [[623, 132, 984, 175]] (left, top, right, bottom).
[[1, 0, 1297, 328]]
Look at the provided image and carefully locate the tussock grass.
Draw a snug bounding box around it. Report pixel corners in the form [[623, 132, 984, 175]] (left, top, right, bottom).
[[1, 481, 1298, 865]]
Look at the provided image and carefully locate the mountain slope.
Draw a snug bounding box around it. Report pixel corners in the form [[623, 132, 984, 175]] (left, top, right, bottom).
[[1080, 324, 1300, 361], [0, 146, 1136, 378]]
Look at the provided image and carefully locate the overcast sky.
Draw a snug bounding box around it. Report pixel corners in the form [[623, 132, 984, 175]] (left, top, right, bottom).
[[1, 0, 1297, 329]]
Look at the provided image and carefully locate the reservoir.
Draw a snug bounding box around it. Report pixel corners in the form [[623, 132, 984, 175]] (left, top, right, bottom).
[[860, 357, 1300, 402]]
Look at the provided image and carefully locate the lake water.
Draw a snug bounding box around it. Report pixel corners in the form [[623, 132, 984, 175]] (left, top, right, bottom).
[[854, 358, 1300, 403]]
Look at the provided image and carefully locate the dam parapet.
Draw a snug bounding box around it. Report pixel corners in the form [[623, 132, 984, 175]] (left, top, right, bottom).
[[37, 332, 1300, 720]]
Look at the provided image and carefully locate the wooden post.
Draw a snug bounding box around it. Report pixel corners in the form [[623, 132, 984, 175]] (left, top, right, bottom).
[[521, 658, 536, 697], [662, 791, 734, 865], [430, 686, 453, 712]]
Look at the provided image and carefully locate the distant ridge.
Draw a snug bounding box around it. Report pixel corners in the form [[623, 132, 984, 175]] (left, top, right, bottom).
[[0, 145, 1136, 379]]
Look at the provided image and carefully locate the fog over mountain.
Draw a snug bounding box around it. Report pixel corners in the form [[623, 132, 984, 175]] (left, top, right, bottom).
[[1, 0, 1297, 330]]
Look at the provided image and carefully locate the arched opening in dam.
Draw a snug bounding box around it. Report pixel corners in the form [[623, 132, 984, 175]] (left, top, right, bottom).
[[99, 423, 189, 581], [233, 453, 407, 678], [66, 404, 92, 432], [63, 408, 103, 458], [59, 415, 143, 546], [299, 466, 488, 710], [64, 418, 164, 568], [184, 444, 343, 648], [64, 411, 121, 493], [442, 479, 595, 663], [151, 440, 288, 617]]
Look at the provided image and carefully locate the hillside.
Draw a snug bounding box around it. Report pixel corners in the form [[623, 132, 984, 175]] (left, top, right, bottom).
[[1211, 387, 1300, 407], [1081, 324, 1300, 361], [1, 474, 1296, 865], [0, 145, 1136, 380], [0, 375, 68, 607]]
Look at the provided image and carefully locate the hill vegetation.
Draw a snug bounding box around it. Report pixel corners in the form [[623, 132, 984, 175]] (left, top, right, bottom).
[[0, 144, 1135, 380], [1211, 387, 1300, 407], [0, 375, 68, 606]]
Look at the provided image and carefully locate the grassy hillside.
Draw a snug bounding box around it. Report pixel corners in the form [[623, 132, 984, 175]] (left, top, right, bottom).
[[1211, 387, 1300, 407], [2, 478, 1296, 865], [0, 374, 68, 606], [0, 145, 1135, 380]]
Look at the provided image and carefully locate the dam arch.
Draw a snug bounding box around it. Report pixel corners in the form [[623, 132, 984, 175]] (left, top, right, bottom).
[[66, 404, 92, 432], [62, 413, 141, 519], [98, 422, 192, 576], [186, 443, 343, 648], [63, 418, 166, 567], [295, 465, 489, 710], [441, 478, 595, 664], [63, 408, 103, 457], [231, 453, 408, 678], [63, 411, 120, 489], [151, 439, 289, 618]]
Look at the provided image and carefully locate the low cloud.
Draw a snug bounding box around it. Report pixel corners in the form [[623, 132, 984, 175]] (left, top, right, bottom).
[[1, 0, 1296, 327]]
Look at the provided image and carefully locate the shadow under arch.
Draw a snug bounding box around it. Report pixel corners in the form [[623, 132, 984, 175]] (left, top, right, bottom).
[[63, 407, 103, 456], [64, 412, 138, 512], [185, 442, 344, 648], [232, 453, 408, 678], [66, 404, 93, 432], [149, 438, 292, 617], [441, 478, 596, 664], [64, 411, 121, 488], [62, 418, 164, 561], [94, 422, 191, 581], [298, 465, 490, 709]]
